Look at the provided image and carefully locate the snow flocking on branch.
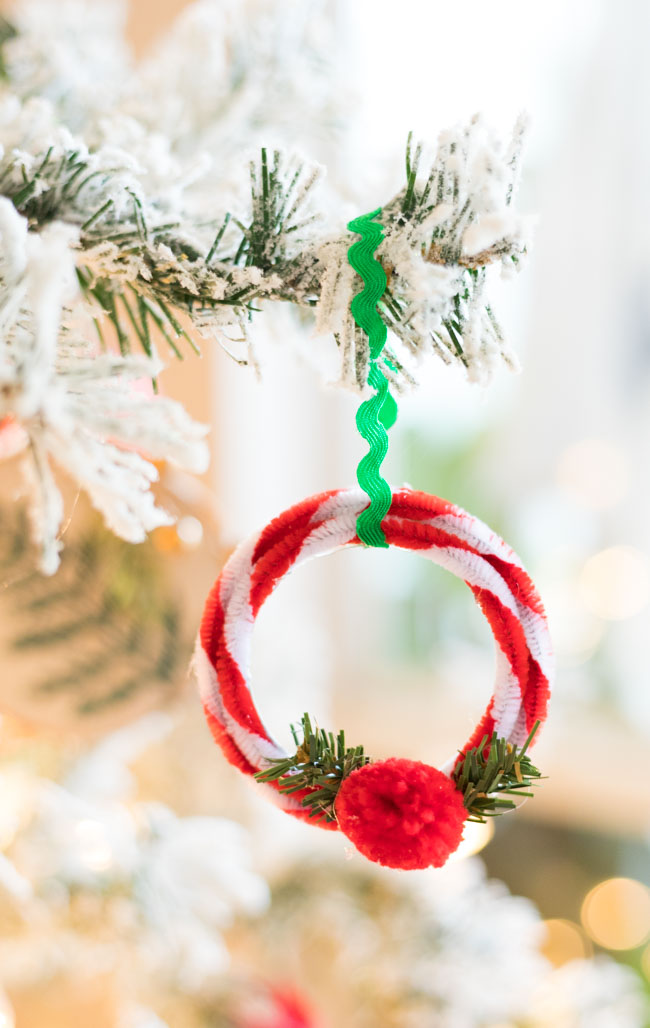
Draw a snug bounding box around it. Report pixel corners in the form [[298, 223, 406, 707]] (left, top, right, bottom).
[[312, 113, 531, 390], [0, 195, 208, 573], [0, 0, 531, 572]]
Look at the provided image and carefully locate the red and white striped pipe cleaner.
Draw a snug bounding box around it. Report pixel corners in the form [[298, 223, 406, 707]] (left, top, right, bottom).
[[194, 488, 553, 864]]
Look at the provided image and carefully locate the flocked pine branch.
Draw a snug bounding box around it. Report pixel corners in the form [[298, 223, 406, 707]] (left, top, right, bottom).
[[0, 2, 531, 572], [0, 2, 530, 386], [0, 196, 208, 573], [0, 95, 529, 383]]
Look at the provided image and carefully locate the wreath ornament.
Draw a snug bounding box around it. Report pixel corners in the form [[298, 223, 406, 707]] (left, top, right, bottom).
[[194, 487, 552, 870], [194, 212, 553, 871]]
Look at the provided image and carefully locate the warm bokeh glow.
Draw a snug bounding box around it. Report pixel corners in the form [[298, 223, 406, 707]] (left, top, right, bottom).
[[581, 878, 650, 950], [578, 546, 650, 621], [541, 918, 593, 966], [0, 773, 33, 851], [447, 818, 495, 862], [556, 438, 629, 511], [74, 820, 114, 873], [544, 580, 605, 665], [0, 990, 14, 1028], [152, 525, 181, 553], [176, 514, 204, 548]]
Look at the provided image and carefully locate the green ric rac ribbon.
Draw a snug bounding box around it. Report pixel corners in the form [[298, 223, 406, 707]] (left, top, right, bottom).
[[347, 208, 397, 548]]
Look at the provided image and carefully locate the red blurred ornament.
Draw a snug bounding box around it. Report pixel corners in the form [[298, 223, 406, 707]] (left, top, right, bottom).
[[239, 986, 316, 1028], [0, 414, 27, 459]]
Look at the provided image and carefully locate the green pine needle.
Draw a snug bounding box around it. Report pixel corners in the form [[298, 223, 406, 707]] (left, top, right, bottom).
[[254, 713, 370, 823], [452, 721, 545, 823]]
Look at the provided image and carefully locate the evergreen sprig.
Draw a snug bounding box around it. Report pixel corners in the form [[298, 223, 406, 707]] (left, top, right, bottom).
[[0, 118, 525, 382], [244, 149, 320, 270], [452, 721, 544, 823], [254, 713, 370, 823]]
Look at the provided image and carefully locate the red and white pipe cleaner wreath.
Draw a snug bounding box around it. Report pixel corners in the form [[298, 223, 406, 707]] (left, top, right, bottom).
[[195, 487, 553, 871]]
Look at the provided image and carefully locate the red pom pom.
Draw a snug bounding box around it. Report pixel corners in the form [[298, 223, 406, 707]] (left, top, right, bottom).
[[335, 758, 467, 870]]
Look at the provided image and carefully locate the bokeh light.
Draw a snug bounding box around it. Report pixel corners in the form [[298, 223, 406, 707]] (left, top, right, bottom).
[[544, 580, 605, 666], [74, 820, 114, 873], [0, 990, 14, 1028], [556, 438, 629, 511], [0, 773, 33, 851], [152, 525, 181, 553], [176, 514, 204, 548], [447, 819, 494, 862], [580, 878, 650, 950], [578, 546, 650, 621], [541, 919, 593, 966]]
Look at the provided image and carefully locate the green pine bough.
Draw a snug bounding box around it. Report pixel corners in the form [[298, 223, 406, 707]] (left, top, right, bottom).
[[452, 721, 544, 823], [255, 714, 544, 826], [255, 714, 370, 823], [0, 88, 529, 388]]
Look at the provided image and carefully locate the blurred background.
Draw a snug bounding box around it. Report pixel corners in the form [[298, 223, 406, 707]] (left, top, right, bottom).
[[0, 0, 649, 1025]]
